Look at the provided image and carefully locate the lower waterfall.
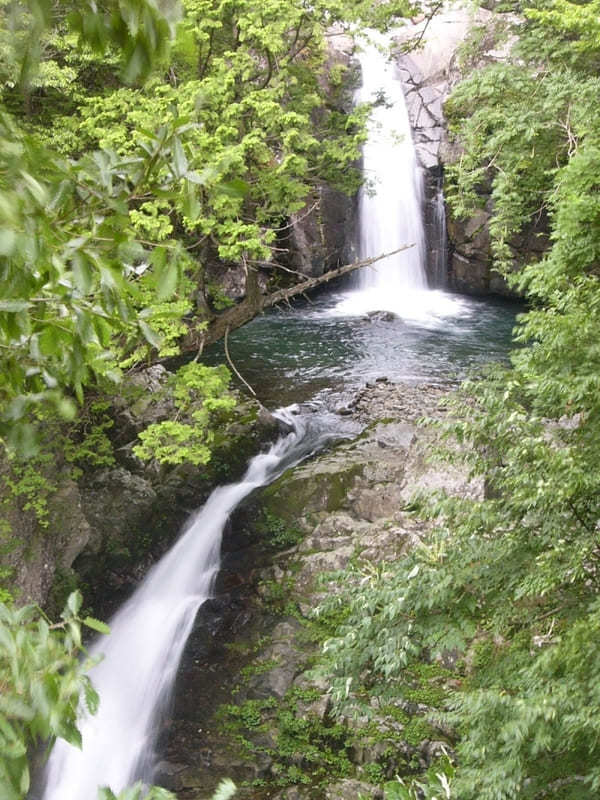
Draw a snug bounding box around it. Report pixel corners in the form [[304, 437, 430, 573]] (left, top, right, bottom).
[[40, 409, 345, 800]]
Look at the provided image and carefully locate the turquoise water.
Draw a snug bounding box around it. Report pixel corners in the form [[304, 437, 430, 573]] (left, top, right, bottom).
[[204, 287, 522, 409]]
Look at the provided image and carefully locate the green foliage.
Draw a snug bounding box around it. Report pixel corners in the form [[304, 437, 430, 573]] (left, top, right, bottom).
[[0, 0, 418, 455], [101, 777, 236, 800], [384, 757, 454, 800], [133, 362, 235, 465], [2, 451, 56, 527], [0, 589, 237, 799], [0, 591, 103, 799], [62, 399, 116, 473], [256, 510, 304, 551], [219, 687, 354, 790], [445, 0, 600, 275]]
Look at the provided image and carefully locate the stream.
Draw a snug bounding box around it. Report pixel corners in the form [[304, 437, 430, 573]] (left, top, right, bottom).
[[38, 30, 520, 800]]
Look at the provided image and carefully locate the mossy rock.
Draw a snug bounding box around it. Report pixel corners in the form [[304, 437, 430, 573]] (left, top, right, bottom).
[[260, 459, 364, 524]]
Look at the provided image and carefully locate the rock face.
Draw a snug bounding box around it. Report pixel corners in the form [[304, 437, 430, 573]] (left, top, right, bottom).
[[283, 31, 361, 278], [393, 10, 539, 297], [1, 366, 280, 613], [158, 381, 480, 798]]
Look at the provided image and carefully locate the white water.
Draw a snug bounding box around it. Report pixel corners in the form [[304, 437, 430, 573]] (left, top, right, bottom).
[[41, 409, 339, 800], [334, 33, 465, 323]]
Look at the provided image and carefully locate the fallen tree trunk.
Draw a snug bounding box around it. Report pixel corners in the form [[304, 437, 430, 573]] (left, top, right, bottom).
[[182, 245, 412, 355]]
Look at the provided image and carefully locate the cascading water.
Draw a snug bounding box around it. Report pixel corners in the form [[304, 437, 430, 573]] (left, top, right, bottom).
[[429, 185, 448, 288], [335, 33, 461, 322], [37, 29, 517, 800], [356, 36, 427, 292], [40, 409, 351, 800]]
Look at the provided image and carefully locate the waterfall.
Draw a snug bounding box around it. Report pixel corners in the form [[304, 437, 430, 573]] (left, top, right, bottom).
[[430, 184, 448, 288], [355, 36, 427, 293], [40, 409, 341, 800], [334, 33, 462, 323]]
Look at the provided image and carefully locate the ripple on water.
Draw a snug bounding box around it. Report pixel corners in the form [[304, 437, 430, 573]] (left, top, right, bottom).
[[204, 288, 523, 409]]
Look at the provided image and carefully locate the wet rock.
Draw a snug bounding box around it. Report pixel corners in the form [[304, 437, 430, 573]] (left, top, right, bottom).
[[296, 693, 331, 722], [154, 760, 188, 791], [83, 468, 157, 550], [260, 457, 364, 521], [325, 779, 383, 800], [3, 473, 91, 607], [420, 739, 451, 765], [296, 546, 355, 586], [257, 406, 289, 436], [357, 525, 422, 563], [247, 621, 304, 699], [297, 533, 354, 554], [274, 788, 311, 800], [113, 364, 175, 439], [366, 310, 400, 322]]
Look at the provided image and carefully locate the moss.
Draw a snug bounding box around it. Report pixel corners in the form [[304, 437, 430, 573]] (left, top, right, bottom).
[[402, 717, 438, 747], [261, 462, 364, 523], [239, 658, 282, 682], [47, 566, 86, 618]]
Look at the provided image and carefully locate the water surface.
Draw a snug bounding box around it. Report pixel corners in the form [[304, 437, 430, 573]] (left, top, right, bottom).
[[206, 287, 521, 408]]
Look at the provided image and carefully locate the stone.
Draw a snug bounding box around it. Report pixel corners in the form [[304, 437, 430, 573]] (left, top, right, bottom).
[[274, 788, 311, 800], [296, 546, 355, 582], [82, 468, 158, 554], [365, 310, 400, 323], [295, 693, 331, 721], [325, 779, 384, 800]]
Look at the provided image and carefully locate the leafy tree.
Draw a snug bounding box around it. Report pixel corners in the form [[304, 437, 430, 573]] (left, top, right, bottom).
[[0, 590, 238, 799], [0, 590, 104, 799], [0, 0, 416, 457]]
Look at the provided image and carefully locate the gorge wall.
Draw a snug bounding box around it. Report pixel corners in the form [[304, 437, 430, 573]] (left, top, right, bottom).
[[394, 8, 544, 296]]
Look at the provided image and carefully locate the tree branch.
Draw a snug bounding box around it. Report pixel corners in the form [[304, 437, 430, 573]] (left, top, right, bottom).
[[181, 245, 413, 353]]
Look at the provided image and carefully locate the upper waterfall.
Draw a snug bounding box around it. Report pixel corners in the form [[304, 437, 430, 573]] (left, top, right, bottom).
[[334, 32, 463, 322], [356, 35, 427, 293]]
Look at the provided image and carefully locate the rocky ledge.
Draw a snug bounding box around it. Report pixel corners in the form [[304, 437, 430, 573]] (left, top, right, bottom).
[[159, 380, 481, 799]]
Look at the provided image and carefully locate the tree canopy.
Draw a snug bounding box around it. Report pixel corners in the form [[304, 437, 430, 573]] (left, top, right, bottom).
[[0, 0, 417, 796], [0, 0, 413, 455]]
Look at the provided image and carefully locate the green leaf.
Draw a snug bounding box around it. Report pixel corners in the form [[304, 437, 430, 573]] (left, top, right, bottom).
[[19, 764, 30, 795], [172, 137, 188, 178], [0, 696, 35, 721], [0, 229, 17, 256], [55, 397, 78, 421], [219, 179, 250, 198], [72, 253, 95, 294], [83, 617, 111, 635], [66, 590, 83, 617], [139, 320, 162, 348]]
